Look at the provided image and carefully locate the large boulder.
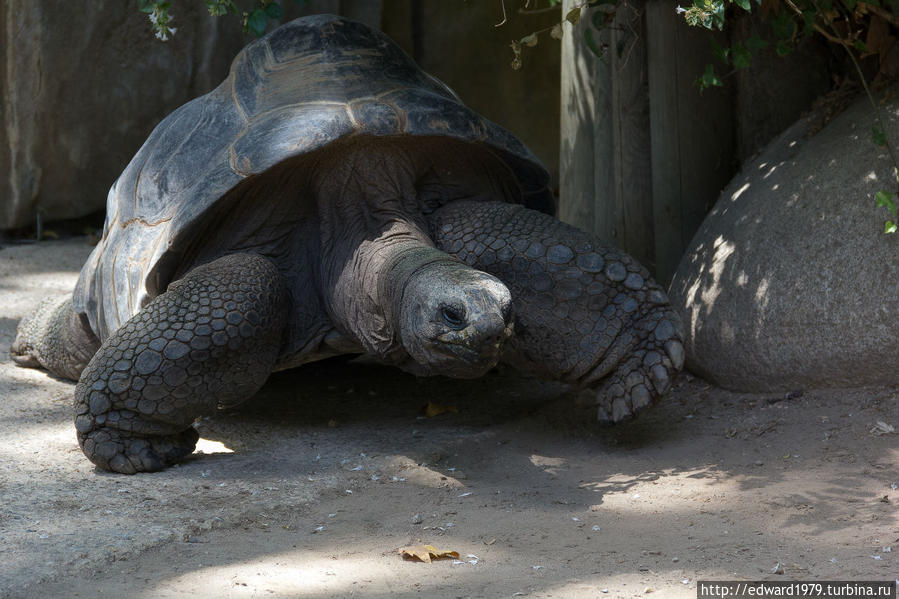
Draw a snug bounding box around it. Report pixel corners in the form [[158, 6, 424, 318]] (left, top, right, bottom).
[[669, 88, 899, 392]]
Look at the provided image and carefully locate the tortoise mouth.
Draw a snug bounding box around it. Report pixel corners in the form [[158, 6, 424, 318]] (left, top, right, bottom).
[[427, 342, 501, 378]]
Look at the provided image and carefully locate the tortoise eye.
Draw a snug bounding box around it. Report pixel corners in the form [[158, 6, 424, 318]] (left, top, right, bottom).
[[440, 306, 466, 329]]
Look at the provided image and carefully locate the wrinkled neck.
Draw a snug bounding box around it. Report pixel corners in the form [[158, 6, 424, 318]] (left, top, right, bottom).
[[323, 226, 458, 359], [314, 140, 452, 357]]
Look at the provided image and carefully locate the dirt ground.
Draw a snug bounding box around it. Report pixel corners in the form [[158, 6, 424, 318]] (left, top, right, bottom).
[[1, 237, 897, 599]]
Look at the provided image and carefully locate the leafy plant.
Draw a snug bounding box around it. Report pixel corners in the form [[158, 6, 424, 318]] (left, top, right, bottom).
[[507, 0, 621, 70], [137, 0, 305, 40], [680, 0, 899, 233], [511, 0, 899, 233]]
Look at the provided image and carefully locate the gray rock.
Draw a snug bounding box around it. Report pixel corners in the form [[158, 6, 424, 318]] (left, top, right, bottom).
[[0, 0, 376, 231], [669, 87, 899, 392], [0, 1, 248, 230]]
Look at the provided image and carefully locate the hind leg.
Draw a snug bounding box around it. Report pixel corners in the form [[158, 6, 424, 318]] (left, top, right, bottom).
[[74, 253, 287, 473], [11, 296, 100, 381], [429, 201, 685, 423]]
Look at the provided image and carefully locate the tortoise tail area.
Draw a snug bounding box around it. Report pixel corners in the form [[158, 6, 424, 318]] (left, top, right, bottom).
[[11, 295, 100, 381]]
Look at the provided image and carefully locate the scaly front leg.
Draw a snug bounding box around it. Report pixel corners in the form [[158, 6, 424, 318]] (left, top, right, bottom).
[[429, 201, 685, 423], [74, 253, 287, 473]]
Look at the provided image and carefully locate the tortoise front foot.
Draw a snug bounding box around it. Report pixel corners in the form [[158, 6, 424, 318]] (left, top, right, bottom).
[[74, 253, 287, 473], [429, 200, 685, 423], [591, 310, 685, 423]]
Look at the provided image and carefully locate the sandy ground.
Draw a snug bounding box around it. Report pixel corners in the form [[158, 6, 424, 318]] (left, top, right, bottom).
[[0, 236, 897, 599]]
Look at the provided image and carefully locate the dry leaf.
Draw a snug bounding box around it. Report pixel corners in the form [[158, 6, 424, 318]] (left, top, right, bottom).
[[423, 400, 458, 418], [521, 33, 538, 47], [398, 544, 460, 563], [550, 23, 563, 40]]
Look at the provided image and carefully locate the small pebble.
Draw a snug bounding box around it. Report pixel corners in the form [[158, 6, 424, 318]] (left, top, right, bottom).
[[411, 513, 422, 525]]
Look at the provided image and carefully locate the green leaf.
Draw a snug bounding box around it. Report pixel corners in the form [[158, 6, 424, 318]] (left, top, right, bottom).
[[771, 11, 795, 40], [734, 0, 751, 10], [584, 28, 602, 57], [697, 63, 724, 90], [247, 8, 268, 37], [710, 37, 730, 64], [732, 42, 751, 69], [873, 126, 888, 147], [710, 0, 727, 28], [885, 220, 897, 233], [801, 10, 816, 34], [745, 34, 769, 52], [775, 39, 793, 56], [875, 190, 897, 212], [264, 2, 282, 19], [854, 39, 869, 53]]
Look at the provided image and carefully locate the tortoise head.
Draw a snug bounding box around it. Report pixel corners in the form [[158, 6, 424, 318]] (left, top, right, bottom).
[[397, 260, 514, 378]]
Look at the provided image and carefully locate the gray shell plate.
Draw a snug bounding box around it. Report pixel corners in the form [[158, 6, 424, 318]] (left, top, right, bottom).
[[74, 14, 552, 342]]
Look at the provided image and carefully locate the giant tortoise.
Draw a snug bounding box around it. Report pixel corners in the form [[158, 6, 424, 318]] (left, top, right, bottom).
[[12, 15, 685, 473]]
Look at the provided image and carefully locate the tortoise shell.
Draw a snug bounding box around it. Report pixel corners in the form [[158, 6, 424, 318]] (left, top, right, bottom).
[[74, 14, 552, 342]]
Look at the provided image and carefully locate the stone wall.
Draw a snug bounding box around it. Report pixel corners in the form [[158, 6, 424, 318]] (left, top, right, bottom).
[[1, 1, 248, 230], [1, 1, 561, 231]]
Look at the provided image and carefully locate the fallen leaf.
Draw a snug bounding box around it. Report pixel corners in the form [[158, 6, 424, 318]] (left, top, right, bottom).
[[423, 401, 458, 418], [398, 544, 460, 563]]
